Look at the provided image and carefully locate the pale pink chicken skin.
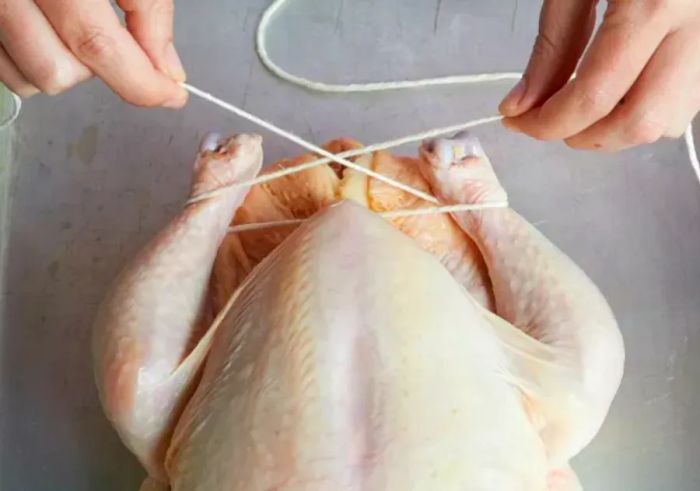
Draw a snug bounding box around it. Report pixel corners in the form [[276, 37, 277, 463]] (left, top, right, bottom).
[[92, 133, 624, 491]]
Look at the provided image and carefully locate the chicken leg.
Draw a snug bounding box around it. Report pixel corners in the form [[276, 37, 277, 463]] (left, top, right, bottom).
[[419, 133, 625, 479], [92, 134, 263, 480]]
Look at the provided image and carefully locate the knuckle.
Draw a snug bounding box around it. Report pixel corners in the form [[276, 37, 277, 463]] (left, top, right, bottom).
[[532, 31, 559, 60], [73, 27, 117, 62]]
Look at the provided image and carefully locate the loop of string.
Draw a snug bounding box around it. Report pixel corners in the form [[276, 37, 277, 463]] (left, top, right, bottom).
[[256, 0, 523, 92], [182, 0, 699, 233], [686, 127, 700, 184], [0, 89, 22, 131]]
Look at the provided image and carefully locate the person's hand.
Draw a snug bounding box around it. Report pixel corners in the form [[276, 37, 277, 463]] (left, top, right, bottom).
[[0, 0, 187, 108], [499, 0, 700, 151]]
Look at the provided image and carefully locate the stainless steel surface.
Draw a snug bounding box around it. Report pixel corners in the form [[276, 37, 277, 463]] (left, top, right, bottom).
[[1, 1, 699, 489], [0, 85, 21, 130]]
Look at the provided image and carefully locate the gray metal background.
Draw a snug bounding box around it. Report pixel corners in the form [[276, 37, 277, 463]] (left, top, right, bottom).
[[1, 0, 699, 489]]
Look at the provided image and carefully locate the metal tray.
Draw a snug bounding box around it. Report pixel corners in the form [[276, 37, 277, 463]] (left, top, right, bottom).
[[1, 1, 699, 489]]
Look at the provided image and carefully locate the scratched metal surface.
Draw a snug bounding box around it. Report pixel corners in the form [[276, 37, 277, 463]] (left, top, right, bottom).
[[1, 0, 699, 490]]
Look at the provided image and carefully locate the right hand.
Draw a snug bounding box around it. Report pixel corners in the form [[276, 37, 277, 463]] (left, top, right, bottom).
[[0, 0, 187, 108], [499, 0, 700, 151]]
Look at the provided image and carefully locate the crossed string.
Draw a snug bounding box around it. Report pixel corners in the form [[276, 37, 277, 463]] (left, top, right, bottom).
[[180, 0, 699, 234]]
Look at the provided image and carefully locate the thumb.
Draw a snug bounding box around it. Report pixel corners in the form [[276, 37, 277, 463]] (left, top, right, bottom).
[[499, 0, 596, 117]]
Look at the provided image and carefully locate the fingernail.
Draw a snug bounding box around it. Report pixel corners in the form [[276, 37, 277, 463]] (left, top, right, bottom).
[[499, 78, 526, 116], [164, 43, 186, 82], [163, 89, 188, 109]]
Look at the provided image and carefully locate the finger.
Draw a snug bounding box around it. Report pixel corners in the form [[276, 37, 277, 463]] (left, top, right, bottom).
[[116, 0, 186, 82], [667, 89, 700, 139], [499, 0, 596, 117], [566, 29, 700, 150], [0, 0, 91, 95], [504, 0, 672, 140], [666, 70, 700, 138], [35, 0, 187, 108], [0, 44, 38, 97]]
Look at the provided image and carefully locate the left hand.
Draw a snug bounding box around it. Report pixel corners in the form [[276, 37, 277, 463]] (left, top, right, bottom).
[[0, 0, 187, 107], [499, 0, 700, 151]]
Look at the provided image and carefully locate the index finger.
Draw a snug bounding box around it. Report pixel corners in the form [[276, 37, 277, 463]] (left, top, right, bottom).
[[504, 0, 671, 140], [35, 0, 187, 107], [117, 0, 186, 82]]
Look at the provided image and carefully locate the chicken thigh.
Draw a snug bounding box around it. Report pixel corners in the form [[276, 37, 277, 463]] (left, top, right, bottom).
[[93, 132, 624, 490]]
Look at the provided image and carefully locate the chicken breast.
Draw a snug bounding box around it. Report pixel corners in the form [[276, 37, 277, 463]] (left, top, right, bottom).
[[92, 133, 624, 491]]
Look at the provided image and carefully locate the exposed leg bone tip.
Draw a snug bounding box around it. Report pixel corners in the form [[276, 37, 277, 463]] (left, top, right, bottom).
[[200, 132, 223, 152], [450, 131, 485, 159], [422, 132, 486, 167]]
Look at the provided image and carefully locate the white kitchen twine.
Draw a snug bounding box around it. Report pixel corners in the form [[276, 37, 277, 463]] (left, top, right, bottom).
[[182, 0, 700, 233]]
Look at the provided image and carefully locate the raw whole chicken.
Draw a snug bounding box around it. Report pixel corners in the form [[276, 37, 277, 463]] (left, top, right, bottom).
[[92, 132, 624, 491]]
